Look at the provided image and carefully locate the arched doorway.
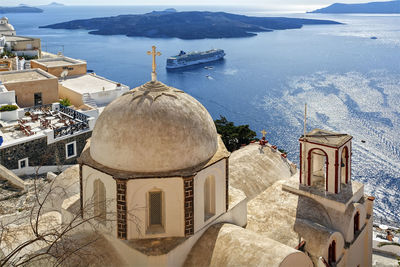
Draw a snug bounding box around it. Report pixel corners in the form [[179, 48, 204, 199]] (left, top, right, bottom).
[[341, 146, 349, 184], [308, 148, 329, 191], [328, 240, 336, 265], [354, 211, 360, 235]]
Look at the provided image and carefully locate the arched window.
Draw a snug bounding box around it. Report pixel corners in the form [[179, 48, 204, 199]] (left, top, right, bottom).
[[354, 211, 360, 235], [204, 175, 216, 221], [341, 146, 349, 184], [93, 179, 106, 222], [328, 240, 336, 265], [148, 191, 163, 229], [308, 148, 329, 191]]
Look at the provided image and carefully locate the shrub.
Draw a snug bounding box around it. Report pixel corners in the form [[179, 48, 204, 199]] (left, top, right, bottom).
[[59, 98, 71, 107], [278, 148, 288, 155], [0, 104, 18, 112], [214, 116, 257, 152]]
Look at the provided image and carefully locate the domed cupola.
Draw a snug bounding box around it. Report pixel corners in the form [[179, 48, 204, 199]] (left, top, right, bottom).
[[80, 46, 229, 242], [89, 80, 218, 173]]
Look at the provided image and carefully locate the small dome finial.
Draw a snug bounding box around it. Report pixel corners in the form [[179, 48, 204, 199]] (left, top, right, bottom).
[[147, 45, 161, 82]]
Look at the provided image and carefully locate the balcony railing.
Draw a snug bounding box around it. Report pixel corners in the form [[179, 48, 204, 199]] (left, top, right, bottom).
[[53, 122, 89, 139], [59, 104, 89, 123], [24, 104, 52, 113]]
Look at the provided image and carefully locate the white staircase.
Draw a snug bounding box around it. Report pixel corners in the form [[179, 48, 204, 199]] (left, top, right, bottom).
[[82, 93, 97, 108]]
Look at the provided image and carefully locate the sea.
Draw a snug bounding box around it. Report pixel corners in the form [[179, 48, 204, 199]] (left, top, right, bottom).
[[5, 5, 400, 225]]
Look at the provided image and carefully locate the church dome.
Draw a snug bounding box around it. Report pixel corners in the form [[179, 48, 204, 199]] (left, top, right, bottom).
[[90, 80, 218, 173], [6, 24, 15, 31]]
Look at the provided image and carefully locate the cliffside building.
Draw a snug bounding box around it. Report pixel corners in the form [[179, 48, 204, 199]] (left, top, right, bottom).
[[3, 35, 41, 58], [0, 69, 58, 107], [31, 56, 87, 78], [0, 103, 95, 176], [31, 56, 130, 110], [58, 73, 130, 109]]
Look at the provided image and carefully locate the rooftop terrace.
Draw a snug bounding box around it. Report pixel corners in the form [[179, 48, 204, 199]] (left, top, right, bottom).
[[59, 73, 128, 94], [0, 104, 92, 146], [5, 36, 36, 42], [32, 57, 86, 68], [0, 69, 56, 83]]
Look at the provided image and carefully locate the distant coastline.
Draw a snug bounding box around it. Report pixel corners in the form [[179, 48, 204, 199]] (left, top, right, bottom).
[[39, 2, 65, 7], [309, 0, 400, 14], [40, 10, 342, 40], [0, 6, 43, 14]]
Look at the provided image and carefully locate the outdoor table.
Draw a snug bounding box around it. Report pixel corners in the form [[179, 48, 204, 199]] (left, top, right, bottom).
[[55, 123, 65, 128], [379, 225, 389, 231], [33, 111, 43, 115], [22, 117, 32, 122], [46, 116, 56, 121]]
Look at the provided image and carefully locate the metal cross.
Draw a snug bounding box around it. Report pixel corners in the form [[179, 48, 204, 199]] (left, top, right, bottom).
[[261, 129, 267, 138], [147, 45, 161, 81]]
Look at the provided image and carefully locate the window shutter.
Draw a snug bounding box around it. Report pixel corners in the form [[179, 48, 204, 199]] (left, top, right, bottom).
[[150, 192, 162, 226]]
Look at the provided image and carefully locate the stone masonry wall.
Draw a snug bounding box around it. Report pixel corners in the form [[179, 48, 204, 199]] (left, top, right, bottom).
[[184, 176, 194, 236], [116, 179, 127, 239], [0, 131, 91, 170]]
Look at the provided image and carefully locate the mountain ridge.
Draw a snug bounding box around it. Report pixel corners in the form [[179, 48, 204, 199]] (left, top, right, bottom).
[[0, 5, 43, 13], [309, 0, 400, 13], [40, 10, 341, 40]]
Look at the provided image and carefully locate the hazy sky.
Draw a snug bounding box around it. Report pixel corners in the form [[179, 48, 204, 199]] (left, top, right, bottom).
[[1, 0, 391, 6], [0, 0, 393, 12]]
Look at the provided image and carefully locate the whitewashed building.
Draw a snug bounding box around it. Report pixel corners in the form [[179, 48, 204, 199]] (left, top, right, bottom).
[[0, 103, 95, 176]]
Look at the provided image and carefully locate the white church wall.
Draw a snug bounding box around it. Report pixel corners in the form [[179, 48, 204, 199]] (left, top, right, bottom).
[[344, 219, 370, 267], [344, 203, 367, 242], [325, 232, 345, 265], [126, 177, 185, 239], [193, 159, 226, 233], [89, 87, 129, 106], [364, 212, 373, 267], [97, 177, 247, 267], [82, 165, 117, 237], [166, 197, 247, 267], [279, 252, 313, 267]]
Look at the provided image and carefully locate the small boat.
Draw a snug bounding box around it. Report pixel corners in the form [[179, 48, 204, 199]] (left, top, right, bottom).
[[361, 140, 366, 143], [370, 36, 378, 40], [204, 66, 214, 70]]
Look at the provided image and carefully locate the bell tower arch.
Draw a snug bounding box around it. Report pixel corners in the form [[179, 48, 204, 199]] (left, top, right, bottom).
[[299, 129, 352, 194]]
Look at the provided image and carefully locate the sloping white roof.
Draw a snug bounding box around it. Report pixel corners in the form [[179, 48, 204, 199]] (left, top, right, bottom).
[[229, 143, 294, 199], [185, 223, 313, 267]]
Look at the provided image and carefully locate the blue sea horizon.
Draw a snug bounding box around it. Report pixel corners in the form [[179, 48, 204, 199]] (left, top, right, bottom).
[[6, 5, 400, 225]]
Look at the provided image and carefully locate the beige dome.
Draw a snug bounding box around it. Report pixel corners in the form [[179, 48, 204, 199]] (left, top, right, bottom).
[[90, 81, 218, 173]]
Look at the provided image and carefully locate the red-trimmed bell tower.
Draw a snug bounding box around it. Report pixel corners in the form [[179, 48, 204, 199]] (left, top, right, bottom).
[[299, 129, 352, 194]]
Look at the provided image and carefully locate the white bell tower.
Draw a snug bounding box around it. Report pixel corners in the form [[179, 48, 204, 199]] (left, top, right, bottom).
[[299, 129, 352, 194]]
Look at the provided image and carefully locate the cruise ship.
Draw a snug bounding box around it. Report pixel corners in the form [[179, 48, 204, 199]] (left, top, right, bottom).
[[166, 49, 225, 69]]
